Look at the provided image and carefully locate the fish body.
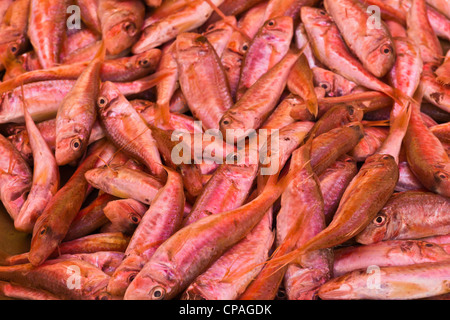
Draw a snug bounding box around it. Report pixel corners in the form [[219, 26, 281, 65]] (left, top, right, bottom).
[[356, 191, 450, 244], [175, 32, 233, 131], [0, 133, 32, 221], [324, 0, 396, 78], [97, 81, 164, 179], [319, 261, 450, 300], [107, 168, 185, 297], [28, 141, 116, 266], [28, 0, 67, 69]]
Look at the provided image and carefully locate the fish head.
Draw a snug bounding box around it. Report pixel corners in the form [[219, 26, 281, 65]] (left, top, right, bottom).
[[28, 217, 59, 266], [55, 122, 90, 166], [363, 153, 397, 167], [312, 68, 335, 96], [366, 38, 396, 78], [203, 15, 236, 38], [219, 110, 249, 143], [416, 241, 450, 260], [124, 261, 180, 300], [1, 178, 30, 222], [97, 81, 123, 117], [100, 0, 145, 55], [344, 121, 365, 141], [355, 210, 389, 245], [340, 104, 364, 125], [0, 29, 28, 58], [133, 49, 161, 71], [107, 257, 143, 297], [260, 16, 294, 40], [433, 166, 450, 198], [175, 33, 212, 60], [226, 31, 251, 57], [336, 154, 357, 170], [313, 67, 358, 97], [103, 20, 140, 55], [7, 131, 33, 165], [300, 6, 333, 29]]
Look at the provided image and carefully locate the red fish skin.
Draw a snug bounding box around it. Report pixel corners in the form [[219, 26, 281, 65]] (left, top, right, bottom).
[[28, 0, 67, 69]]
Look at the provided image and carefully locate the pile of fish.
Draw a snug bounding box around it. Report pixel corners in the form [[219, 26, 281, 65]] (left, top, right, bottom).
[[0, 0, 449, 300]]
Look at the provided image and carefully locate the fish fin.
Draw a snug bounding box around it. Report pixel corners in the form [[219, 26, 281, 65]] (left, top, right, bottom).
[[0, 78, 17, 95], [436, 74, 450, 88], [361, 119, 390, 127], [202, 0, 251, 41], [374, 99, 412, 163]]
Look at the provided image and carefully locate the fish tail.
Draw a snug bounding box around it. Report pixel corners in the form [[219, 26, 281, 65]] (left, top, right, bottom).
[[136, 69, 173, 92], [375, 101, 412, 163], [305, 98, 318, 119], [154, 102, 172, 128], [94, 39, 107, 62], [385, 87, 417, 109]]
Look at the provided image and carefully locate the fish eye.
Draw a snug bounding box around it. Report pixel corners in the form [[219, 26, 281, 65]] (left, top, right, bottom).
[[98, 97, 108, 107], [435, 171, 448, 180], [96, 292, 111, 300], [266, 20, 276, 27], [130, 214, 140, 224], [127, 273, 137, 283], [206, 24, 216, 32], [221, 117, 232, 126], [276, 288, 287, 300], [70, 138, 82, 151], [138, 58, 150, 67], [319, 10, 327, 15], [39, 226, 47, 236], [123, 22, 137, 36], [373, 215, 386, 226], [347, 106, 355, 115], [380, 44, 393, 55], [149, 286, 165, 300], [242, 43, 249, 52], [9, 44, 18, 54], [382, 155, 391, 160], [319, 82, 330, 92], [195, 36, 208, 44]]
